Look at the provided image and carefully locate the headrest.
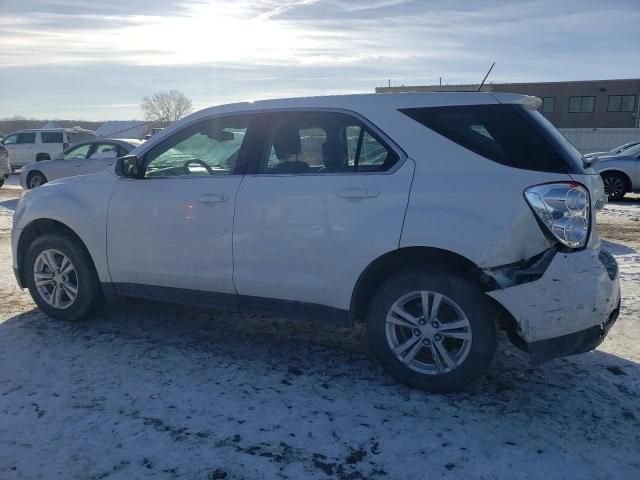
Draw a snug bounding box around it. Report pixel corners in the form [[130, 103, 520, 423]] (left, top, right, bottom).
[[322, 140, 347, 172], [273, 124, 301, 159]]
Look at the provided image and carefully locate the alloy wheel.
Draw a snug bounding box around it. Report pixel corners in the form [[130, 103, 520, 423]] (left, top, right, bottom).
[[33, 249, 78, 309], [385, 290, 473, 375], [603, 175, 625, 200], [29, 174, 45, 189]]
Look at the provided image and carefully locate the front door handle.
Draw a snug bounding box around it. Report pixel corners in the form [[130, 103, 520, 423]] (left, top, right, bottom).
[[196, 193, 229, 204], [338, 188, 379, 199]]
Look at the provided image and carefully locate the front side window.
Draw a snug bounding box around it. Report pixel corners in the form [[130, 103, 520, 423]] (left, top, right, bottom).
[[64, 143, 92, 159], [261, 112, 395, 174], [92, 143, 119, 157], [17, 132, 36, 144], [608, 95, 636, 112], [568, 96, 595, 113], [542, 97, 555, 113], [3, 134, 17, 145], [144, 116, 249, 178], [400, 104, 576, 173], [41, 132, 64, 143]]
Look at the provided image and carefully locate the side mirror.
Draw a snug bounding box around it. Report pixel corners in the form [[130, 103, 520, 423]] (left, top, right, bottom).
[[115, 155, 141, 178]]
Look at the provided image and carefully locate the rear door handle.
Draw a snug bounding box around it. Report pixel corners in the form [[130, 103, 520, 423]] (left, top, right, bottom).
[[196, 193, 229, 204], [338, 189, 379, 199]]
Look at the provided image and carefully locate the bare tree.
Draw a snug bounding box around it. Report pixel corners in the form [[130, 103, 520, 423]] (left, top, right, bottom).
[[140, 90, 193, 126]]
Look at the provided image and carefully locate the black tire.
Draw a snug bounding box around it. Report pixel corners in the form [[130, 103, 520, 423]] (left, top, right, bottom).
[[24, 233, 103, 321], [367, 270, 497, 393], [601, 172, 627, 201], [27, 171, 47, 189]]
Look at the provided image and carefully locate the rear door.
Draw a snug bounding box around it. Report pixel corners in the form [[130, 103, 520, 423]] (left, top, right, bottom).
[[40, 131, 65, 159], [233, 110, 414, 311]]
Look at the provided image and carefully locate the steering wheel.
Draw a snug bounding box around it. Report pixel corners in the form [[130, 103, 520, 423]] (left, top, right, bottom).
[[182, 158, 216, 175]]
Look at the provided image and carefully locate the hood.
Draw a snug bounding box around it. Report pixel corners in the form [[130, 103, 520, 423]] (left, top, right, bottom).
[[23, 159, 54, 170], [595, 153, 619, 161], [583, 151, 606, 159], [45, 167, 116, 188]]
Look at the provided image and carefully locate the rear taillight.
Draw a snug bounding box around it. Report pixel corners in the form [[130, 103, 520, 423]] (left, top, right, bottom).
[[63, 142, 69, 150], [524, 182, 590, 249]]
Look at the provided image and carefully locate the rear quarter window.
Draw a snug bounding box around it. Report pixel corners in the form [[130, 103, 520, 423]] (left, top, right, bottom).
[[41, 132, 64, 143], [400, 104, 577, 173]]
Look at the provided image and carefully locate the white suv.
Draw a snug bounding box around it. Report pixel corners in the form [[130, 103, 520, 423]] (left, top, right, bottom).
[[11, 93, 620, 392], [2, 128, 94, 168]]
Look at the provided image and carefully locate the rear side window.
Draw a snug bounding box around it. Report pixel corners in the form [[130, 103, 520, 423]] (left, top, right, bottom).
[[400, 104, 574, 173], [41, 132, 64, 143], [261, 112, 397, 174], [17, 133, 36, 144]]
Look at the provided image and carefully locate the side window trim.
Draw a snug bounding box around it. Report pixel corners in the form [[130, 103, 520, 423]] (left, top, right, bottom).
[[250, 108, 405, 176], [353, 126, 365, 171]]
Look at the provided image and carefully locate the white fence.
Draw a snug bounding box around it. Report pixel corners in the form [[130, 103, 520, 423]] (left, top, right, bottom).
[[559, 128, 640, 154]]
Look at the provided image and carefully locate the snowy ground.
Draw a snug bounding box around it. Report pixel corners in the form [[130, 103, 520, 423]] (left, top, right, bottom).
[[0, 177, 639, 480]]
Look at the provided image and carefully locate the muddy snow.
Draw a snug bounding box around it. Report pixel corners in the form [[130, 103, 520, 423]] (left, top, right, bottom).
[[0, 181, 638, 480]]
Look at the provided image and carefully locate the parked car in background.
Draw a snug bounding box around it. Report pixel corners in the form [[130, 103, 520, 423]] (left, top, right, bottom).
[[594, 143, 640, 200], [12, 93, 619, 392], [1, 128, 95, 169], [584, 141, 640, 160], [0, 144, 10, 187], [20, 139, 142, 189]]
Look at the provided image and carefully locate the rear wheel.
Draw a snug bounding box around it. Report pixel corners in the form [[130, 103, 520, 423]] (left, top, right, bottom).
[[601, 172, 627, 201], [27, 171, 47, 189], [367, 270, 497, 392], [24, 233, 103, 321]]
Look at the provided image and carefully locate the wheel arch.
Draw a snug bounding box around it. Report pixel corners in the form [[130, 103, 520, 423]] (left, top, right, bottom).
[[35, 153, 51, 161], [26, 170, 47, 188], [16, 218, 96, 288], [349, 246, 519, 335], [599, 169, 632, 192]]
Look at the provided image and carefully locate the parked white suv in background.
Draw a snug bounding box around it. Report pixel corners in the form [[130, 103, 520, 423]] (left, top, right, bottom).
[[2, 128, 94, 169], [11, 93, 620, 392]]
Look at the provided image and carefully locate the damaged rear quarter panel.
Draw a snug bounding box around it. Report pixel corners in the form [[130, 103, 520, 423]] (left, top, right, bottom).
[[487, 248, 619, 343], [400, 144, 571, 267]]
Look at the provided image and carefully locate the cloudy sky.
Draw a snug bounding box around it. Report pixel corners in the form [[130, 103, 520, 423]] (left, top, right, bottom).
[[1, 0, 639, 120]]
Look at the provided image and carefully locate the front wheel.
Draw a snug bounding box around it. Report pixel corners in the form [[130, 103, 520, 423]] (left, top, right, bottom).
[[24, 233, 103, 321], [601, 172, 627, 201], [27, 171, 47, 189], [367, 270, 497, 392]]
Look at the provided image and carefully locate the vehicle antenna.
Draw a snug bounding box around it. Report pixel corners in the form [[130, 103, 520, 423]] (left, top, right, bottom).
[[477, 62, 495, 92]]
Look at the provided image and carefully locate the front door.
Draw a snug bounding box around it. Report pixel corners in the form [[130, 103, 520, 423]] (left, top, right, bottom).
[[4, 132, 36, 166], [233, 110, 414, 311], [107, 114, 256, 295]]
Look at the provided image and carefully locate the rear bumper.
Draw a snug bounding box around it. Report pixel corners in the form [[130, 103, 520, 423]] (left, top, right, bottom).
[[488, 247, 620, 361], [526, 298, 620, 364]]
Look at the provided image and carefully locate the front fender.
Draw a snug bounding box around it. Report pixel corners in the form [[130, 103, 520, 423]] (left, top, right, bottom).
[[12, 170, 118, 283]]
